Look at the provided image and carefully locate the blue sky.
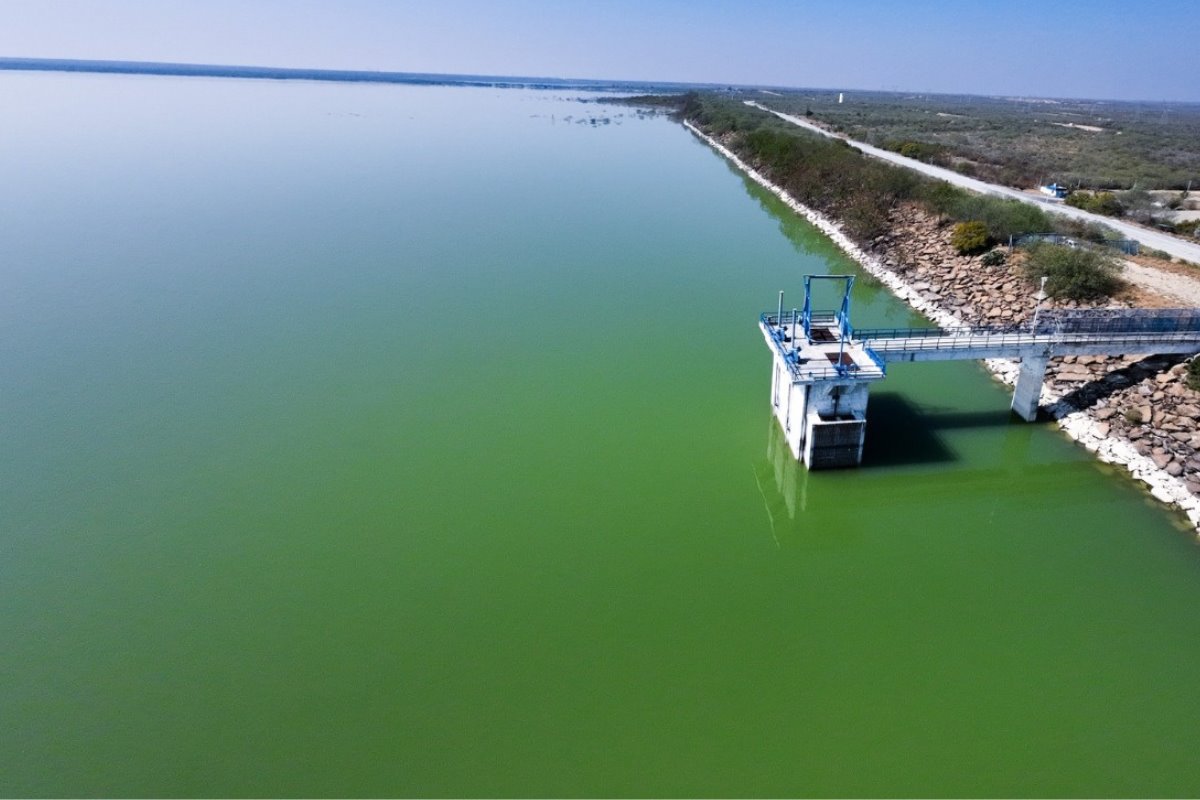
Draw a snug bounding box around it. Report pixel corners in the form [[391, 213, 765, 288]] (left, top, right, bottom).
[[1, 0, 1194, 101]]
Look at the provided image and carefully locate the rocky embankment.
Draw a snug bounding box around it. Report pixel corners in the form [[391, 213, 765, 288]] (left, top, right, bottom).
[[878, 204, 1200, 515], [871, 205, 1129, 328], [685, 122, 1200, 531]]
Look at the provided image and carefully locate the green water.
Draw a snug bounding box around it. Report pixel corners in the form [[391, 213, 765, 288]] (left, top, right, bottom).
[[3, 75, 1200, 797]]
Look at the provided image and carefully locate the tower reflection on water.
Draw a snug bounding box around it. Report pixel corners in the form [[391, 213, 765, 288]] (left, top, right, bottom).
[[754, 413, 812, 547], [749, 393, 1150, 548]]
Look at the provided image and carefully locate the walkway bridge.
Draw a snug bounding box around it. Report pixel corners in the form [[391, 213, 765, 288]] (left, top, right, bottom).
[[763, 275, 1200, 469]]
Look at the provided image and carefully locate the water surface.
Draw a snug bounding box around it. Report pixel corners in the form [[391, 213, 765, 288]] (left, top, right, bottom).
[[3, 74, 1200, 797]]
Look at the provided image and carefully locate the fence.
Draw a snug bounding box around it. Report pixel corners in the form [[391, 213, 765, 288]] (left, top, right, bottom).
[[1009, 232, 1140, 256], [1033, 308, 1200, 336]]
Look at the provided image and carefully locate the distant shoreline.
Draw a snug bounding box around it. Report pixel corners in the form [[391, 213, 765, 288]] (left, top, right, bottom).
[[0, 56, 717, 94]]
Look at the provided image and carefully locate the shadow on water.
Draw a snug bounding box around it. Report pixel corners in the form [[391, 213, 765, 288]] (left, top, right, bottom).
[[752, 402, 1075, 548], [861, 392, 1022, 468]]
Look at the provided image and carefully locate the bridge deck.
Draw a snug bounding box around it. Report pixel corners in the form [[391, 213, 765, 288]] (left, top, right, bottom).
[[855, 325, 1200, 362], [762, 283, 1200, 462]]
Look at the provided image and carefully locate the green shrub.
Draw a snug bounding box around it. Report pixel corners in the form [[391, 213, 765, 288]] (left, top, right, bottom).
[[1093, 192, 1121, 216], [1064, 191, 1123, 216], [951, 221, 990, 254], [947, 195, 1052, 241], [981, 200, 1051, 241], [921, 181, 966, 218], [867, 163, 921, 202], [1123, 408, 1144, 425], [894, 140, 946, 162], [1047, 217, 1122, 246], [1063, 192, 1088, 210], [980, 249, 1007, 267], [842, 197, 890, 241], [1187, 359, 1200, 392], [1022, 243, 1123, 301]]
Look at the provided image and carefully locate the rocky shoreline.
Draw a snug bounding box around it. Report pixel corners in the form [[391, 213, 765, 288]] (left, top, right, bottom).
[[685, 121, 1200, 532]]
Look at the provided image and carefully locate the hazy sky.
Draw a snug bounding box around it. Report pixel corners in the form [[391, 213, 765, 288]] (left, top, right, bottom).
[[1, 0, 1194, 101]]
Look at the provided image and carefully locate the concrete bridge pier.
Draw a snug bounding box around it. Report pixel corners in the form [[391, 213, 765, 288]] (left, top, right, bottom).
[[1011, 354, 1050, 421], [767, 343, 872, 468], [768, 347, 808, 460]]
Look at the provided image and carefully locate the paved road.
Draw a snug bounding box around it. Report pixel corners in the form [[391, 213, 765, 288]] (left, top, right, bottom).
[[746, 100, 1200, 264]]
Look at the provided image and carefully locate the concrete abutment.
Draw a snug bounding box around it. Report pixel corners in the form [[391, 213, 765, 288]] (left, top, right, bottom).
[[1010, 354, 1051, 422]]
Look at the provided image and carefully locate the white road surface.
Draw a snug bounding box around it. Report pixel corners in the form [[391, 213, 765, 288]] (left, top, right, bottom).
[[745, 100, 1200, 264]]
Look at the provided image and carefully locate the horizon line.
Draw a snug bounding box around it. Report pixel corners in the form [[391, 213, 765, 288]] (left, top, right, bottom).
[[0, 56, 1195, 106]]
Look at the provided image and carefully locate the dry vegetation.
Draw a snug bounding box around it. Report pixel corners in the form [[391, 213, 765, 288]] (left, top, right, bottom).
[[751, 89, 1200, 191]]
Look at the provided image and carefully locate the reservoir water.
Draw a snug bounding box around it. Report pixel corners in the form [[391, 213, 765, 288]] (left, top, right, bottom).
[[3, 74, 1200, 796]]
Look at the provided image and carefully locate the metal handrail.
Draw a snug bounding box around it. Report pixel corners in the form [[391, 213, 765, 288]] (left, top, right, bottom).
[[857, 321, 1200, 341], [863, 346, 887, 373], [853, 325, 1024, 340], [860, 328, 1200, 356], [1035, 310, 1200, 336], [854, 311, 1200, 343], [760, 313, 887, 382], [762, 310, 838, 330], [862, 330, 1200, 345]]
